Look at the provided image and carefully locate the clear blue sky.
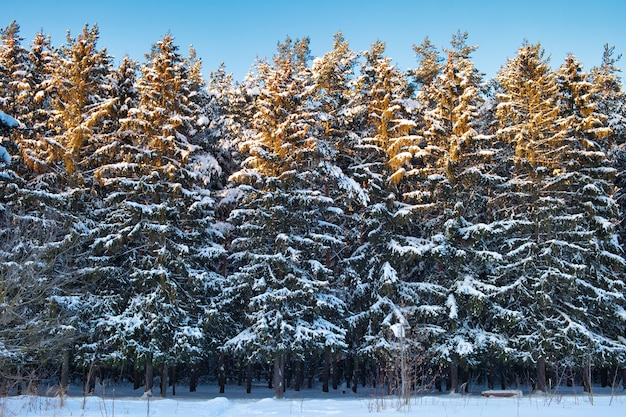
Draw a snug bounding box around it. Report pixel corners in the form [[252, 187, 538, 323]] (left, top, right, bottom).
[[3, 0, 625, 82]]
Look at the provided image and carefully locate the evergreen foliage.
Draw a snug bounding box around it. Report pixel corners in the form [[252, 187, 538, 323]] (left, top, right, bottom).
[[0, 22, 625, 396]]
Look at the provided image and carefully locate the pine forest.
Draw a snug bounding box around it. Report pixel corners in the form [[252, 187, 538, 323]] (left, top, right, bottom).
[[1, 21, 626, 399]]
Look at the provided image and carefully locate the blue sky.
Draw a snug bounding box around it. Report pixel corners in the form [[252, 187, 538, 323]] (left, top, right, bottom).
[[3, 0, 625, 81]]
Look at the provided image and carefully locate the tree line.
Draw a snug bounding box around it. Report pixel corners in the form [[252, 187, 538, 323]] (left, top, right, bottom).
[[1, 21, 625, 399]]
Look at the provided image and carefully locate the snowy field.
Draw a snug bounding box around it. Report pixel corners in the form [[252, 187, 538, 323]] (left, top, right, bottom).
[[1, 383, 625, 417]]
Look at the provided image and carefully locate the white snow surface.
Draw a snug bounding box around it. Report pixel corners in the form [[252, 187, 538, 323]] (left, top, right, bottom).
[[0, 109, 21, 129], [1, 383, 624, 417], [0, 145, 9, 163]]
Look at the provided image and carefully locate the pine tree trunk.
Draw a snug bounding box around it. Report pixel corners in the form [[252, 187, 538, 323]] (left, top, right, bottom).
[[294, 360, 303, 392], [285, 358, 292, 389], [133, 366, 142, 390], [352, 356, 359, 393], [273, 354, 285, 399], [344, 356, 353, 392], [307, 360, 314, 389], [189, 362, 199, 392], [145, 361, 154, 393], [218, 354, 226, 394], [582, 364, 592, 393], [487, 364, 495, 390], [246, 362, 252, 394], [237, 363, 243, 386], [500, 366, 508, 390], [160, 364, 168, 397], [332, 359, 340, 390], [60, 350, 70, 394], [171, 365, 176, 396], [449, 362, 458, 393], [536, 357, 547, 392], [322, 350, 330, 392]]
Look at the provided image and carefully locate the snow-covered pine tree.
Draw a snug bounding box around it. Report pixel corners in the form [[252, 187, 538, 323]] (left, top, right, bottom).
[[342, 39, 424, 393], [223, 37, 347, 398], [309, 32, 367, 392], [590, 45, 626, 251], [550, 54, 625, 389], [1, 23, 114, 391], [0, 21, 31, 121], [492, 42, 560, 392], [399, 33, 511, 392], [90, 33, 225, 396], [65, 55, 142, 384], [182, 47, 234, 375], [492, 43, 624, 392]]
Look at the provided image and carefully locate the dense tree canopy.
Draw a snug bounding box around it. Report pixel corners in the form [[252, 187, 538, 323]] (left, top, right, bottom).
[[1, 21, 625, 397]]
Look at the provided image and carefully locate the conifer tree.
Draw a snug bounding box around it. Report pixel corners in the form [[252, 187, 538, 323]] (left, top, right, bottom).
[[90, 33, 225, 395], [309, 32, 370, 391], [0, 21, 31, 120], [591, 45, 626, 249], [343, 40, 422, 391], [408, 33, 506, 391], [1, 23, 111, 389], [493, 43, 626, 391], [493, 42, 559, 391], [224, 37, 348, 398], [551, 54, 626, 387], [47, 24, 117, 178]]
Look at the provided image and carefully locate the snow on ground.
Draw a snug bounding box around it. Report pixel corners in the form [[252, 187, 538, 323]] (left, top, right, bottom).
[[1, 383, 625, 417]]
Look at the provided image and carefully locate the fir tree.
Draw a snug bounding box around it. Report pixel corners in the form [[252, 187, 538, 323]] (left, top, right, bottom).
[[224, 37, 347, 398], [47, 24, 116, 178], [91, 33, 225, 396], [0, 21, 31, 119], [551, 54, 625, 385], [343, 40, 422, 392], [493, 43, 626, 392], [591, 45, 626, 250], [409, 34, 504, 391]]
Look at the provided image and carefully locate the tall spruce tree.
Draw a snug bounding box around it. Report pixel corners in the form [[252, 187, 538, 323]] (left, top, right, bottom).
[[493, 42, 560, 392], [343, 39, 423, 393], [1, 23, 117, 391], [310, 32, 367, 392], [404, 33, 510, 392], [591, 45, 626, 250], [90, 33, 225, 396], [552, 54, 625, 388], [493, 43, 626, 392], [224, 37, 348, 398]]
